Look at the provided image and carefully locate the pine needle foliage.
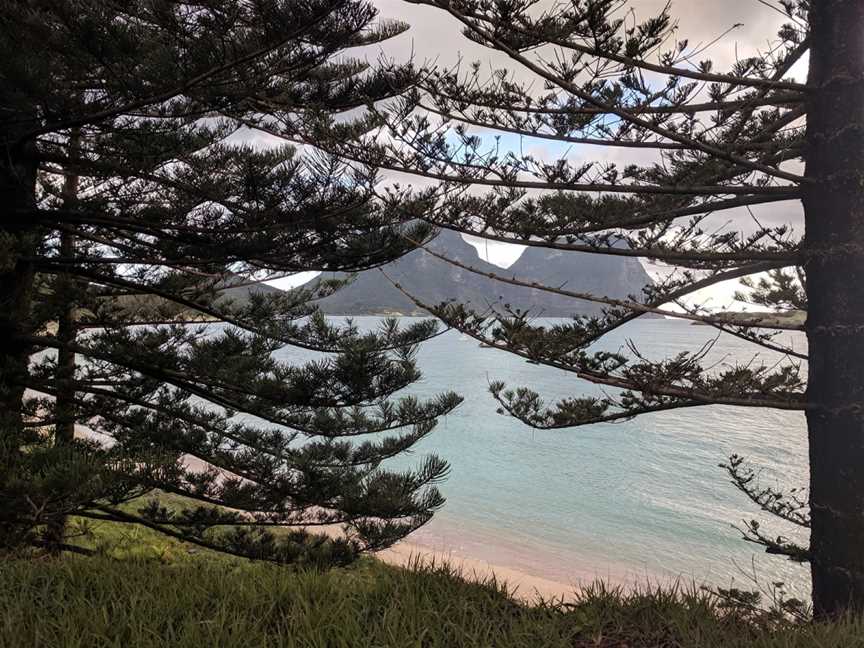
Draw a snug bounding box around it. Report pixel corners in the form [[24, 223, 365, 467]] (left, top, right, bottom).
[[0, 1, 462, 566]]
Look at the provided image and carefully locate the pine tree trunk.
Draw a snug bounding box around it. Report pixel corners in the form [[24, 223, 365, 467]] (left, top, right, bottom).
[[43, 161, 79, 552], [42, 230, 77, 551], [0, 140, 38, 447], [0, 139, 39, 548], [804, 0, 864, 619], [53, 230, 77, 447]]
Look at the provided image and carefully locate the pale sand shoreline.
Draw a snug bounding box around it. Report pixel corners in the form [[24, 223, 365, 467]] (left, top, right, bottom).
[[377, 538, 656, 603], [378, 540, 580, 602]]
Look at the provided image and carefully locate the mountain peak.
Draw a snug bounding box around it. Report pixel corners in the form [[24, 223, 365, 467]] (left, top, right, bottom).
[[314, 231, 652, 316]]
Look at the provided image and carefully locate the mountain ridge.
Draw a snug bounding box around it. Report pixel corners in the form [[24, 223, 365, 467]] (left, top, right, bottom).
[[312, 230, 653, 317]]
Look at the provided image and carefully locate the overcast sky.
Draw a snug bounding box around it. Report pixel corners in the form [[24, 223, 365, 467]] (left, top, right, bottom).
[[373, 0, 796, 69], [276, 1, 806, 310]]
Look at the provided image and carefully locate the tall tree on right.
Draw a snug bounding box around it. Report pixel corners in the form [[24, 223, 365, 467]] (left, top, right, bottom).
[[295, 0, 861, 617]]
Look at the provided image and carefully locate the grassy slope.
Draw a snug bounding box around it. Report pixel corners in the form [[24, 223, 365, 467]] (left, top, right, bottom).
[[3, 557, 864, 648], [64, 493, 231, 564], [3, 503, 863, 647]]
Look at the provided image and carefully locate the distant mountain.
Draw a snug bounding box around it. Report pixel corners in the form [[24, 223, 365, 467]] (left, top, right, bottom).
[[215, 277, 287, 304], [97, 275, 288, 324], [312, 230, 653, 317]]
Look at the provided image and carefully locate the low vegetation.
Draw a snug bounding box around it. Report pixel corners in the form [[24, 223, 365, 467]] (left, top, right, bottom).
[[2, 516, 863, 648]]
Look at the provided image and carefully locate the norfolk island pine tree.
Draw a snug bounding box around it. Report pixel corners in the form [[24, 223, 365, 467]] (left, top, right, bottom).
[[276, 0, 864, 617], [0, 0, 462, 565]]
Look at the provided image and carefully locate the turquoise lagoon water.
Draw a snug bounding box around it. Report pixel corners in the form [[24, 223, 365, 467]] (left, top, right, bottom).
[[276, 317, 810, 598]]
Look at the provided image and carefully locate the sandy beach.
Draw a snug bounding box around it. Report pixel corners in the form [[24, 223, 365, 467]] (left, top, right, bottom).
[[377, 533, 659, 603], [378, 540, 580, 602]]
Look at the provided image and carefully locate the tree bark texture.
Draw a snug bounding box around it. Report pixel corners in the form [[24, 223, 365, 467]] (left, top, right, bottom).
[[804, 0, 864, 618]]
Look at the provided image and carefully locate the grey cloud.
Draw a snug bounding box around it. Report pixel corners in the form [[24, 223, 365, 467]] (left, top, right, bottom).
[[372, 0, 793, 71]]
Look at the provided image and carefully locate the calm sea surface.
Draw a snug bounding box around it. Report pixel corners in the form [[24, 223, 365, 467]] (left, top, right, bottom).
[[276, 317, 810, 598]]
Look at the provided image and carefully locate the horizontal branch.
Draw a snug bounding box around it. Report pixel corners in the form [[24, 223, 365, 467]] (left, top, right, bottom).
[[243, 121, 803, 198], [416, 101, 803, 153], [29, 539, 97, 557], [493, 393, 708, 429], [422, 221, 800, 264], [23, 335, 415, 422], [675, 302, 808, 358], [410, 239, 803, 331], [420, 85, 805, 117], [87, 505, 335, 565], [368, 156, 798, 196], [386, 280, 807, 412], [418, 102, 688, 150], [543, 35, 808, 92]]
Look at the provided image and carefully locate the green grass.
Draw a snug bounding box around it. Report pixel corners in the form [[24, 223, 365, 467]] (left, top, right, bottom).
[[4, 500, 863, 647], [2, 556, 864, 648], [65, 493, 232, 564]]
